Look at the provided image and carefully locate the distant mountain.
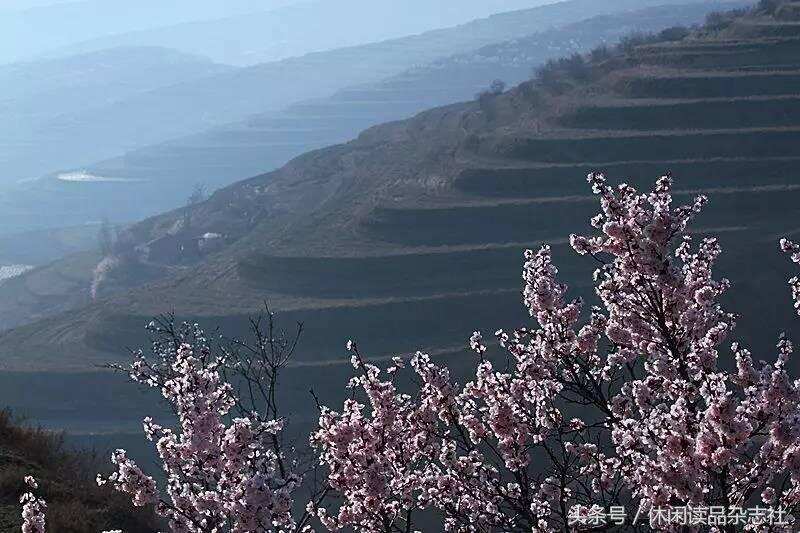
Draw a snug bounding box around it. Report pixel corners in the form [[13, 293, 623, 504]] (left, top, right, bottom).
[[4, 5, 572, 187], [0, 0, 741, 236], [41, 0, 565, 67], [0, 0, 734, 231], [11, 0, 800, 454], [0, 46, 232, 138], [0, 0, 778, 356], [0, 0, 305, 63]]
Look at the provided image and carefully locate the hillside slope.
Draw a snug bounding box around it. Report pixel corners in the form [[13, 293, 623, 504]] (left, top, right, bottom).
[[0, 1, 738, 235], [0, 0, 728, 192], [6, 0, 800, 439], [11, 0, 800, 364], [0, 411, 155, 532]]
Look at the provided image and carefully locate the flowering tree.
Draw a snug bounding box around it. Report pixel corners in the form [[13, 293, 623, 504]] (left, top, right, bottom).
[[97, 313, 321, 532], [19, 174, 800, 532], [310, 174, 800, 532]]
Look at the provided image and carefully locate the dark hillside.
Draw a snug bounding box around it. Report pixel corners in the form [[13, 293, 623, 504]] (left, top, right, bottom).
[[0, 411, 155, 532], [0, 2, 740, 330], [5, 1, 800, 452]]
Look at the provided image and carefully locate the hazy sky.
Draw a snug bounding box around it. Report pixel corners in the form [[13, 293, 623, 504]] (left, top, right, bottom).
[[0, 0, 70, 9], [0, 0, 301, 13], [0, 0, 559, 65]]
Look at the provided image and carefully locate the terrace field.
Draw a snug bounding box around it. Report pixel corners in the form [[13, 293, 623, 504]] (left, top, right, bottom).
[[1, 1, 799, 459]]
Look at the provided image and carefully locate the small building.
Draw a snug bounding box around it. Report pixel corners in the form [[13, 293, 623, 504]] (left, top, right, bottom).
[[198, 232, 224, 254]]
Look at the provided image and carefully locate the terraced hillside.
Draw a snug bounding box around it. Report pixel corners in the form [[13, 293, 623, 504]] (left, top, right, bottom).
[[3, 1, 737, 234], [3, 0, 700, 192], [4, 2, 800, 441]]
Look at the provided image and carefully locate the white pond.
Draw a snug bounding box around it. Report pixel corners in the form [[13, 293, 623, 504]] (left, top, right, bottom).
[[56, 170, 137, 183], [0, 264, 33, 282]]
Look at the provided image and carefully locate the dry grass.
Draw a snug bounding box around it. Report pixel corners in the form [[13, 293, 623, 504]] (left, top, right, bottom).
[[0, 410, 157, 532]]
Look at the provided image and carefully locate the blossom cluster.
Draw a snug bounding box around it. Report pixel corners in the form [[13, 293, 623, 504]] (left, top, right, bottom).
[[19, 476, 45, 533], [17, 173, 800, 533], [781, 238, 800, 316], [311, 174, 800, 532], [99, 327, 304, 532], [20, 476, 125, 533]]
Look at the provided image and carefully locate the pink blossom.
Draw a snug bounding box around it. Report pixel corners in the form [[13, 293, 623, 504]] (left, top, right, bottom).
[[100, 329, 303, 532], [314, 174, 800, 531], [19, 476, 46, 533]]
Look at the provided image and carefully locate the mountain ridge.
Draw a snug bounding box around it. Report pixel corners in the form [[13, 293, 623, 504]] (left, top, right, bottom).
[[10, 2, 800, 376], [0, 0, 731, 189], [10, 2, 800, 457]]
